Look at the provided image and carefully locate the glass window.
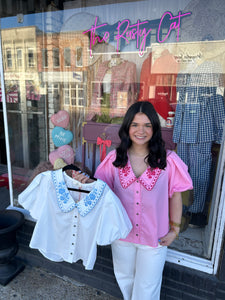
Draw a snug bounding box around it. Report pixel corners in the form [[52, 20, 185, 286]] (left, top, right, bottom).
[[16, 49, 23, 68], [76, 47, 83, 67], [27, 48, 35, 68], [42, 49, 48, 68], [6, 49, 12, 68], [53, 48, 60, 67], [64, 47, 71, 67], [0, 0, 225, 274]]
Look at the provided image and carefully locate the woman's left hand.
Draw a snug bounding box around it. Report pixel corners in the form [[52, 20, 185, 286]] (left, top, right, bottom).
[[159, 229, 178, 246], [159, 192, 182, 246]]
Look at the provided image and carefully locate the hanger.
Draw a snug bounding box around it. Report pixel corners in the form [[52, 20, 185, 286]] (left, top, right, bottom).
[[62, 164, 80, 172], [62, 164, 96, 193]]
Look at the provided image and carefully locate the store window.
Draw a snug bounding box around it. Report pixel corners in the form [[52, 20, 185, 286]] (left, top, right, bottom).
[[27, 48, 35, 68], [42, 48, 48, 68], [53, 48, 60, 68], [16, 48, 23, 68], [0, 0, 225, 275], [6, 49, 12, 68], [64, 47, 71, 67], [76, 47, 83, 67]]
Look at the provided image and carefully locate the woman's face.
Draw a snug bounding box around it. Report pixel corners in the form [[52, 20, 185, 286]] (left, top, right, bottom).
[[129, 112, 153, 147]]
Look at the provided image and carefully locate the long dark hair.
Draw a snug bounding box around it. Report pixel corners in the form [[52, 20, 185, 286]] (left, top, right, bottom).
[[113, 101, 167, 169]]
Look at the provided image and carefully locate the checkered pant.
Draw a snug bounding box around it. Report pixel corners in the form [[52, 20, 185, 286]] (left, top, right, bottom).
[[177, 142, 212, 213]]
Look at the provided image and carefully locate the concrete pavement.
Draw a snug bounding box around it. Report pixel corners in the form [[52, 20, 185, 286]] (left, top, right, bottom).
[[0, 265, 119, 300]]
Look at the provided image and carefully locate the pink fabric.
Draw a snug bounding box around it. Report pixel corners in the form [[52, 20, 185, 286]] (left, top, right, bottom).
[[91, 60, 137, 108], [95, 150, 193, 247]]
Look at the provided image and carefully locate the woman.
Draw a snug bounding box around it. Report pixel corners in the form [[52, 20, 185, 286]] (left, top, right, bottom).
[[93, 101, 193, 300]]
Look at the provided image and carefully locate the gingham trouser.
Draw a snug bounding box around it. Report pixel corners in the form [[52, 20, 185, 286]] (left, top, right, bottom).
[[177, 142, 212, 213], [111, 240, 167, 300]]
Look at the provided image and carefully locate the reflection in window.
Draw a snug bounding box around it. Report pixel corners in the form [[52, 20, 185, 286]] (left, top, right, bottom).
[[162, 28, 169, 41], [150, 29, 157, 43], [53, 48, 59, 68], [48, 83, 60, 101], [64, 48, 71, 67], [42, 49, 48, 68], [16, 49, 23, 68], [76, 47, 83, 67], [63, 83, 70, 105], [63, 83, 84, 107], [6, 49, 12, 68], [27, 48, 34, 68]]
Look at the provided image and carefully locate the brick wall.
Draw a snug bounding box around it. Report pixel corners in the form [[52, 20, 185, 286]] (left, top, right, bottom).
[[16, 220, 225, 300]]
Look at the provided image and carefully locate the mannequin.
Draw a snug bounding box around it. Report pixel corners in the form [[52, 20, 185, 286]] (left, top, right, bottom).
[[138, 49, 179, 123], [101, 55, 123, 114], [88, 54, 137, 121]]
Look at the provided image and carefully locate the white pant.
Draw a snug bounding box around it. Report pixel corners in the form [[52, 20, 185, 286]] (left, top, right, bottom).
[[111, 240, 167, 300]]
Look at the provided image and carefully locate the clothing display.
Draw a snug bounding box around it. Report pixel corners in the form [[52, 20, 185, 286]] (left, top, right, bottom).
[[95, 150, 193, 247], [138, 50, 179, 120], [173, 61, 225, 214], [90, 59, 137, 117], [176, 142, 212, 214], [18, 169, 132, 270]]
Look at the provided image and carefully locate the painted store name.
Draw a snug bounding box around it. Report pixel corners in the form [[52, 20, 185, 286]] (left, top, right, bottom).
[[83, 11, 191, 56]]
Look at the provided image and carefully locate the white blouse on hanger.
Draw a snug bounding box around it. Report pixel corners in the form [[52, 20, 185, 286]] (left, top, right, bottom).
[[18, 169, 132, 270]]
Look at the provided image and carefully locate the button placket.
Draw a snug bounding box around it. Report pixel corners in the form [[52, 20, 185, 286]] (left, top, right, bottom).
[[134, 180, 141, 241], [68, 209, 79, 262]]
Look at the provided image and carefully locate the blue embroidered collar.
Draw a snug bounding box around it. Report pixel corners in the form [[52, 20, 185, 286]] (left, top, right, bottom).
[[51, 170, 106, 216]]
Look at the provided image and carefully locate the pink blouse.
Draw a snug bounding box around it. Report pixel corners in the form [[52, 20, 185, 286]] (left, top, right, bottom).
[[95, 150, 193, 247]]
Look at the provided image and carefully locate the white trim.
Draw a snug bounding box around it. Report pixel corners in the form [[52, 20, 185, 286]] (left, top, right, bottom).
[[167, 249, 214, 274], [0, 33, 14, 206], [206, 133, 225, 260], [210, 127, 225, 274], [212, 172, 225, 274]]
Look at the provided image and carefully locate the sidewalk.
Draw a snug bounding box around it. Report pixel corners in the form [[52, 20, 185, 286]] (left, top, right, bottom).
[[0, 265, 119, 300]]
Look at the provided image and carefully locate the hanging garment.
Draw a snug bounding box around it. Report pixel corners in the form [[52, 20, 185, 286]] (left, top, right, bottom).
[[173, 61, 225, 213], [90, 60, 137, 113], [138, 50, 179, 120], [18, 169, 132, 270], [177, 142, 212, 213]]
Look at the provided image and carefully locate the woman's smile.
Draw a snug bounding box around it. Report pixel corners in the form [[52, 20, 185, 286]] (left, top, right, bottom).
[[129, 112, 153, 147]]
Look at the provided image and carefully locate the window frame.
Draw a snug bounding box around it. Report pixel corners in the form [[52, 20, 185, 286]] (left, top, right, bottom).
[[64, 47, 71, 67], [16, 48, 23, 68], [27, 48, 35, 68], [6, 48, 13, 69], [42, 48, 48, 68], [53, 48, 60, 68]]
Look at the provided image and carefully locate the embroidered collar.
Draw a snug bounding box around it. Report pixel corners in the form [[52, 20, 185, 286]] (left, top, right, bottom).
[[119, 160, 161, 191], [51, 170, 106, 216]]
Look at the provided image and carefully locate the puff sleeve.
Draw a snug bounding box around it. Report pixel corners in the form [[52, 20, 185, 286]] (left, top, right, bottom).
[[95, 150, 117, 191], [167, 151, 193, 198], [96, 186, 132, 246], [18, 171, 50, 220]]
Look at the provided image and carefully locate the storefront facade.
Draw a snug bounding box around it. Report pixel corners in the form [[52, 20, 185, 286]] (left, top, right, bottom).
[[0, 0, 225, 298]]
